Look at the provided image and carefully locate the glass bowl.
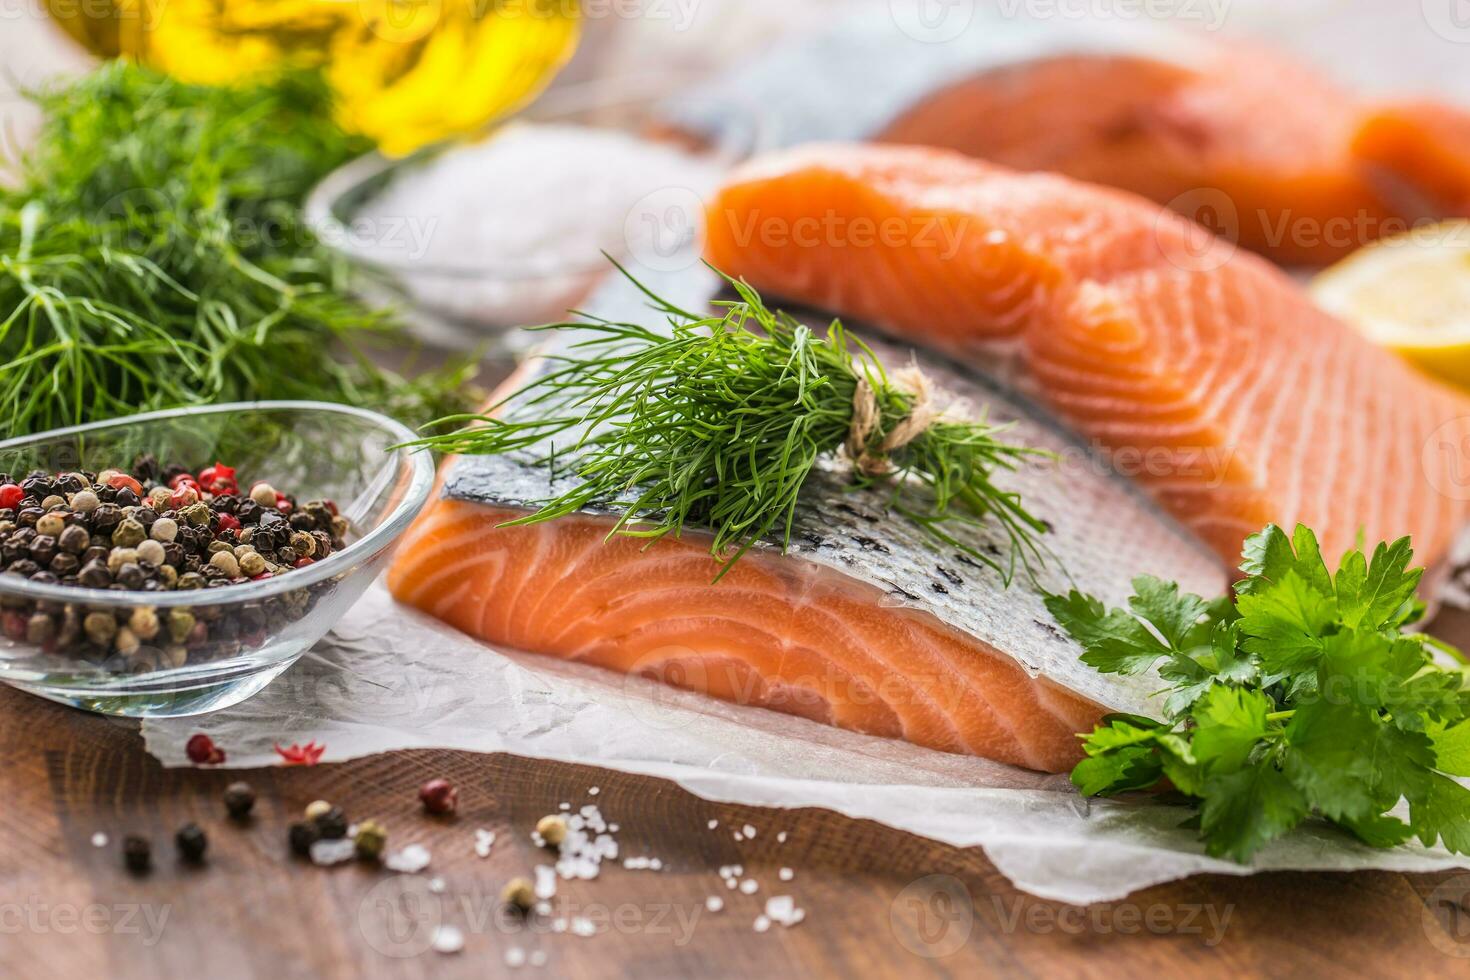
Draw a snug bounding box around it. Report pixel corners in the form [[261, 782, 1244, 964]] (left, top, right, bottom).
[[303, 74, 765, 351], [0, 402, 434, 717]]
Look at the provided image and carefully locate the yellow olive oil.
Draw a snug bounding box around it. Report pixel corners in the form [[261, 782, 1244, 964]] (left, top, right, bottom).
[[46, 0, 581, 155]]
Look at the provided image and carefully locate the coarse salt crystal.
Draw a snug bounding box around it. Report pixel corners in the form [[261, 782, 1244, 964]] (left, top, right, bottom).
[[552, 918, 568, 934], [753, 915, 771, 933], [535, 864, 558, 899], [505, 947, 526, 968], [431, 925, 464, 954], [707, 819, 719, 830], [571, 917, 597, 937], [765, 896, 806, 928], [740, 879, 758, 895], [91, 832, 108, 848], [385, 843, 432, 873], [779, 868, 794, 881], [309, 838, 356, 866], [742, 824, 757, 838], [733, 832, 744, 842], [776, 832, 788, 844], [726, 878, 738, 890], [559, 802, 571, 811], [588, 786, 600, 796], [429, 877, 447, 893], [475, 828, 496, 858], [706, 896, 724, 912]]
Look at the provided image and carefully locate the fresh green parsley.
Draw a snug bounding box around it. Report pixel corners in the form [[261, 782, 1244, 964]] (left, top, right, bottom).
[[1046, 523, 1470, 863]]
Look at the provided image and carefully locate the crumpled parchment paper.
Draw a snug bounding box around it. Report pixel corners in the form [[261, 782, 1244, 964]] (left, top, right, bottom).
[[143, 580, 1470, 904]]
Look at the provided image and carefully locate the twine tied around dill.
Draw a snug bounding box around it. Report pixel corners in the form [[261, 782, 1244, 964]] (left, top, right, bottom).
[[846, 366, 941, 476]]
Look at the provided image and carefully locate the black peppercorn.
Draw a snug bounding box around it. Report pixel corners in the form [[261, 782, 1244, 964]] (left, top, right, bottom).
[[223, 781, 256, 820], [175, 822, 208, 864], [288, 820, 320, 857], [122, 834, 151, 874], [314, 806, 348, 840]]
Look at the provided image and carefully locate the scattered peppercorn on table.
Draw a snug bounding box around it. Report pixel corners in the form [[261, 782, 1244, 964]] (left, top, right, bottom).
[[1, 677, 1468, 976]]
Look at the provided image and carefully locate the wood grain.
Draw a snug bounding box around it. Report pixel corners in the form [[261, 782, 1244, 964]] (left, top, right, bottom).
[[2, 684, 1470, 978]]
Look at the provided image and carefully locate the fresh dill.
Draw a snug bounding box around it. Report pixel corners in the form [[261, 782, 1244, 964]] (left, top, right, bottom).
[[0, 62, 475, 437], [410, 268, 1050, 581]]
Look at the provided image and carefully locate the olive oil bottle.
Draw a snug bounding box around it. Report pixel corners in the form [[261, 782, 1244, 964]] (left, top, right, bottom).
[[45, 0, 581, 155]]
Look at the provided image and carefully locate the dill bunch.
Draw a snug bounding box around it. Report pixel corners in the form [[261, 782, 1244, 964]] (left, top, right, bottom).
[[0, 62, 475, 437], [412, 270, 1050, 580]]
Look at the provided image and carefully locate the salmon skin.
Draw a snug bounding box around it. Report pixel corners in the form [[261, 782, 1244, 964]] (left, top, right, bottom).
[[703, 143, 1470, 569], [388, 275, 1226, 773]]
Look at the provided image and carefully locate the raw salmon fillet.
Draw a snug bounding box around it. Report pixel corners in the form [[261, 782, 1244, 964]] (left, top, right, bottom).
[[1354, 102, 1470, 218], [703, 144, 1470, 567], [879, 47, 1394, 266], [388, 283, 1227, 773]]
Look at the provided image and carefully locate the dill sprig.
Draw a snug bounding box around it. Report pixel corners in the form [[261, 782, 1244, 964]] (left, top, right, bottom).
[[0, 62, 475, 437], [412, 269, 1050, 581]]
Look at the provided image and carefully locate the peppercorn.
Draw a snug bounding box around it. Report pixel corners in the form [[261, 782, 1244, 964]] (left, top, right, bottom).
[[208, 551, 240, 579], [82, 611, 116, 647], [57, 524, 90, 555], [304, 799, 332, 822], [111, 518, 146, 548], [501, 877, 535, 912], [418, 778, 458, 815], [354, 819, 388, 861], [70, 489, 99, 513], [122, 834, 151, 874], [535, 814, 568, 847], [148, 487, 173, 511], [249, 482, 278, 507], [25, 613, 53, 645], [314, 805, 348, 840], [175, 823, 208, 864], [115, 562, 145, 591], [181, 502, 211, 527], [35, 513, 65, 538], [167, 609, 195, 644], [223, 781, 256, 820], [288, 820, 320, 858], [127, 606, 160, 641], [135, 539, 166, 567]]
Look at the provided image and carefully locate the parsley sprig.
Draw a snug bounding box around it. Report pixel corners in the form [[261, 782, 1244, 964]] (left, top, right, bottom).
[[1046, 524, 1470, 862]]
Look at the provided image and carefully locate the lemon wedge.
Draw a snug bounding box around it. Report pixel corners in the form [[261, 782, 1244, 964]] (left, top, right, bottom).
[[1311, 219, 1470, 388]]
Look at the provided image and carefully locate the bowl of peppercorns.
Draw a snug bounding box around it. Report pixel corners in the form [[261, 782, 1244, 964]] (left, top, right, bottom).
[[0, 401, 435, 717]]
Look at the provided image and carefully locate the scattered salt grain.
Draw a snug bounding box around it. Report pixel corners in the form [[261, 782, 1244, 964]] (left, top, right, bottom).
[[385, 843, 432, 873], [753, 915, 771, 933], [726, 878, 737, 890], [588, 786, 600, 796], [765, 895, 806, 927], [475, 828, 496, 858], [505, 947, 526, 968], [733, 831, 744, 842], [705, 896, 724, 912], [309, 838, 357, 866], [707, 819, 719, 830], [535, 901, 552, 916], [742, 824, 756, 839], [559, 802, 571, 811], [776, 832, 788, 844], [571, 917, 598, 937], [431, 925, 465, 954], [551, 918, 568, 934], [428, 877, 447, 894], [90, 832, 108, 848], [535, 864, 558, 900], [779, 867, 794, 881], [740, 879, 759, 895]]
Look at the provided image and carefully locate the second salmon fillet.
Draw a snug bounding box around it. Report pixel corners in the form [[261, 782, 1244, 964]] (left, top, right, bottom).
[[704, 144, 1470, 568]]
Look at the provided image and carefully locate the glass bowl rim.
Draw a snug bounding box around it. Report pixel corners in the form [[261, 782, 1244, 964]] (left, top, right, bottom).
[[0, 400, 435, 608]]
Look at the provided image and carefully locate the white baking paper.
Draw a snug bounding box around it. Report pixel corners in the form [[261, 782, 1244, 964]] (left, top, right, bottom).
[[142, 579, 1470, 905]]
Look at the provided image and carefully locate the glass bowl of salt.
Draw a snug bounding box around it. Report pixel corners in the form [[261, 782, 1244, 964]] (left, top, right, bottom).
[[305, 75, 766, 351]]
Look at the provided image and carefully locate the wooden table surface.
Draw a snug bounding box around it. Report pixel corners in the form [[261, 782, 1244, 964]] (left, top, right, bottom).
[[3, 680, 1470, 979]]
